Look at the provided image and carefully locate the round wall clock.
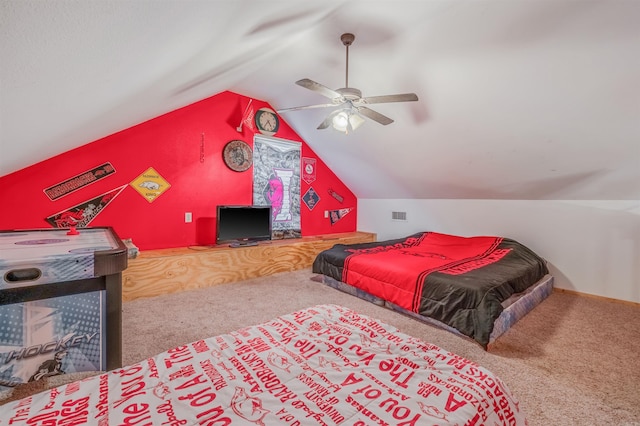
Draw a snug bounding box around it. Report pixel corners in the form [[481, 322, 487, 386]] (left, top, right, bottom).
[[255, 107, 279, 136], [223, 140, 253, 172]]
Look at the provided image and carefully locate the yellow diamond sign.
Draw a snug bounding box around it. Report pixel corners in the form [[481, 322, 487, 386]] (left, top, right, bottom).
[[130, 167, 171, 203]]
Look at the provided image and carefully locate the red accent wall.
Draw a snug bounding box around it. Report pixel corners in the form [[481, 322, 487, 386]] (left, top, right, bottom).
[[0, 91, 357, 250]]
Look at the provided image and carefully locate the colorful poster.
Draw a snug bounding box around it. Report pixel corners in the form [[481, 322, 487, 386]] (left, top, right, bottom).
[[43, 162, 116, 201], [45, 185, 126, 228], [302, 157, 316, 184], [253, 137, 301, 239], [130, 167, 171, 203]]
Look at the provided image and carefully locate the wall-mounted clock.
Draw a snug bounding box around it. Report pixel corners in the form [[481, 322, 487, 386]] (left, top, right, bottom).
[[223, 140, 253, 172], [255, 107, 279, 136]]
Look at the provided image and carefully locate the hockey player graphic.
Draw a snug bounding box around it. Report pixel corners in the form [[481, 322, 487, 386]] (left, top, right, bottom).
[[28, 350, 67, 382]]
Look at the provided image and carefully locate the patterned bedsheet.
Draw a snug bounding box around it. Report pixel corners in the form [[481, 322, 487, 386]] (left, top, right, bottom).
[[0, 304, 526, 425]]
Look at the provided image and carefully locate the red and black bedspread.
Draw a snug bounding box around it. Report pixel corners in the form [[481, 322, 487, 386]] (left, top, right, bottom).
[[312, 232, 549, 347]]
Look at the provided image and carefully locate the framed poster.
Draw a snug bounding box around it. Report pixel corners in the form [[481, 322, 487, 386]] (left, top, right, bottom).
[[252, 136, 301, 239]]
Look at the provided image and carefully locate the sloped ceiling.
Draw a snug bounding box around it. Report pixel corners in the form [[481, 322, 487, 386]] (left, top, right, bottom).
[[1, 0, 639, 200]]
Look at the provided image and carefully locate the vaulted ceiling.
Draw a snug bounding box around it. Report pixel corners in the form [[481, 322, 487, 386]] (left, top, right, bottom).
[[1, 0, 639, 200]]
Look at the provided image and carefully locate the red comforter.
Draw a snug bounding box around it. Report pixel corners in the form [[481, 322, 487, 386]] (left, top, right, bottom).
[[313, 232, 549, 347]]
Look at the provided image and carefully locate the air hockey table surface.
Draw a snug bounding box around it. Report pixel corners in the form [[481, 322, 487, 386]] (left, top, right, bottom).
[[0, 227, 127, 390], [0, 227, 126, 289]]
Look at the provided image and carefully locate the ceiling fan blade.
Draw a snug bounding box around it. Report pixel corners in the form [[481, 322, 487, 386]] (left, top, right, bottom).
[[296, 78, 343, 100], [357, 106, 394, 125], [317, 110, 341, 130], [359, 93, 419, 104], [277, 102, 344, 113]]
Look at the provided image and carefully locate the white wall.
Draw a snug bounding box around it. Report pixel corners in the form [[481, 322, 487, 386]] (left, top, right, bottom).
[[358, 199, 640, 304]]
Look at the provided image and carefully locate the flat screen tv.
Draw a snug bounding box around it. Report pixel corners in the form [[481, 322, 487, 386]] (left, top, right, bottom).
[[216, 205, 272, 246]]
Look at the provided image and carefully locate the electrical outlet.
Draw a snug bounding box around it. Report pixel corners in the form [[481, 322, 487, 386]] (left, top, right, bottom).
[[185, 212, 192, 223], [324, 210, 329, 218]]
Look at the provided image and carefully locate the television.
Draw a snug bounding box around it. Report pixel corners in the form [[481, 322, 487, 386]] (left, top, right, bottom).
[[216, 205, 272, 246]]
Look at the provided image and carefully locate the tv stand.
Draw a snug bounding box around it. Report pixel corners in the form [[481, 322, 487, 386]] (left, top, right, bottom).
[[122, 231, 376, 301], [229, 241, 259, 248]]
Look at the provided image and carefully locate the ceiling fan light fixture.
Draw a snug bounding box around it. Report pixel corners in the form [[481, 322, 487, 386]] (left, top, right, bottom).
[[332, 111, 350, 132], [349, 112, 365, 130], [332, 110, 364, 134]]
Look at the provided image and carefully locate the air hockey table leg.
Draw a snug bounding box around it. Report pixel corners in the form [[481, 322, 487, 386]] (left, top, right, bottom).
[[105, 273, 122, 371]]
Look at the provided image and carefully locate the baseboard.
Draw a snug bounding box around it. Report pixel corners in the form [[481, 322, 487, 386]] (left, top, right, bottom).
[[553, 287, 639, 307]]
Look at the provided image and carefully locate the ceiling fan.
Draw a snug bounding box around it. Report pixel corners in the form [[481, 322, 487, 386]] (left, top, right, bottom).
[[276, 33, 419, 133]]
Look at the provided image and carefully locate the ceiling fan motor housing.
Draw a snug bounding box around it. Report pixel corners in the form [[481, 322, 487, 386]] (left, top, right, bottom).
[[336, 87, 362, 101]]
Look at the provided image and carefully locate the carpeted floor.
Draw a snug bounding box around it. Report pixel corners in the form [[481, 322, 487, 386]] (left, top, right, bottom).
[[2, 269, 639, 425]]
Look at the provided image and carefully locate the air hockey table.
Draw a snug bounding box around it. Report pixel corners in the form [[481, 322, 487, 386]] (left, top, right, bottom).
[[0, 226, 127, 391]]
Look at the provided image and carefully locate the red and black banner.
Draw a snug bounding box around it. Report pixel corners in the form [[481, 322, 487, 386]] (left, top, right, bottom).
[[45, 185, 126, 228], [43, 163, 116, 201]]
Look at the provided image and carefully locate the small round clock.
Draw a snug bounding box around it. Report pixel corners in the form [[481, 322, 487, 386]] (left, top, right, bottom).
[[223, 140, 253, 172], [255, 107, 279, 136]]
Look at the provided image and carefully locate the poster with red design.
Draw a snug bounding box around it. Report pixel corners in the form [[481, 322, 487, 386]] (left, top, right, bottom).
[[253, 137, 301, 239], [302, 187, 320, 211], [45, 185, 126, 228], [302, 157, 316, 184], [0, 304, 526, 425], [329, 207, 353, 225]]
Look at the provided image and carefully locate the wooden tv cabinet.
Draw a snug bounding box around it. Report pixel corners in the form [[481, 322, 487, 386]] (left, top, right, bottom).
[[121, 231, 376, 301]]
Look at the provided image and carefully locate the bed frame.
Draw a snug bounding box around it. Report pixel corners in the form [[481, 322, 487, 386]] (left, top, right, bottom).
[[313, 273, 554, 347]]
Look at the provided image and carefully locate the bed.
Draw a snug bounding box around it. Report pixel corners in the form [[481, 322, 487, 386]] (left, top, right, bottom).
[[312, 232, 553, 349], [0, 304, 526, 424]]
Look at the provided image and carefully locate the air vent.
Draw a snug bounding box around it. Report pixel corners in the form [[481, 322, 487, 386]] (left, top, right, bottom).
[[392, 211, 407, 221]]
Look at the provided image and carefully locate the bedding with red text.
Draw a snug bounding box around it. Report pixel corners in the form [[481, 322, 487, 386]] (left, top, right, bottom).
[[0, 304, 526, 425]]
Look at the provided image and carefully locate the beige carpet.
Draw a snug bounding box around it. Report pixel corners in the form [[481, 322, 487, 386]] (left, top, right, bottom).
[[3, 269, 639, 425]]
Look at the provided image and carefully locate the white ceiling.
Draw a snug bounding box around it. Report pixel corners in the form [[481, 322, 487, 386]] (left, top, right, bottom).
[[1, 0, 639, 200]]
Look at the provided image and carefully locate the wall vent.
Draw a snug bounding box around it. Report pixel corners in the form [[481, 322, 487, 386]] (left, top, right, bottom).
[[391, 211, 407, 221]]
